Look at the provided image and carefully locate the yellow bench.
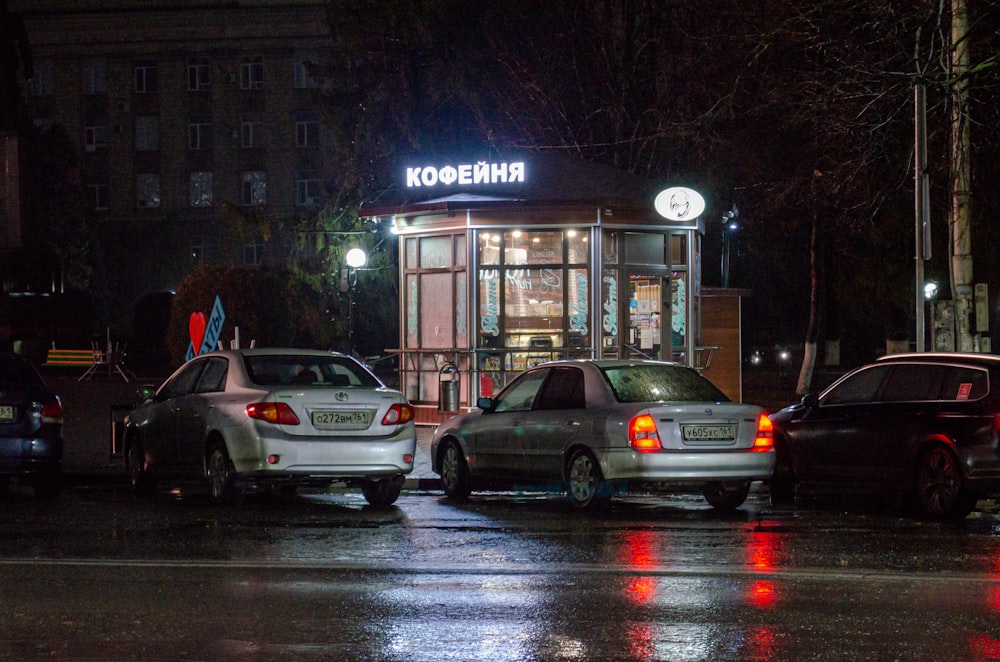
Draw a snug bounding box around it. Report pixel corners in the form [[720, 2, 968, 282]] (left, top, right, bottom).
[[44, 348, 95, 366]]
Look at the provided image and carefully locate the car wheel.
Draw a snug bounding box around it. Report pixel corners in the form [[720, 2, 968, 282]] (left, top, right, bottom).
[[361, 475, 404, 507], [702, 481, 751, 510], [769, 442, 795, 506], [566, 449, 610, 509], [125, 441, 156, 495], [439, 440, 471, 500], [914, 446, 974, 519], [206, 442, 239, 506], [32, 470, 61, 499]]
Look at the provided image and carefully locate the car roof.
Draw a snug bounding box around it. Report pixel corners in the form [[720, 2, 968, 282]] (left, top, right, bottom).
[[528, 358, 686, 370], [874, 352, 1000, 368], [194, 348, 351, 360]]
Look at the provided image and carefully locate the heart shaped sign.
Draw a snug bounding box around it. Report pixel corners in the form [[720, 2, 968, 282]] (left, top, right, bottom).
[[189, 312, 207, 356]]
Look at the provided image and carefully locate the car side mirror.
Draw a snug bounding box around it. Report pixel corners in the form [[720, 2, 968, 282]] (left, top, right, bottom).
[[801, 393, 819, 408], [476, 396, 495, 412]]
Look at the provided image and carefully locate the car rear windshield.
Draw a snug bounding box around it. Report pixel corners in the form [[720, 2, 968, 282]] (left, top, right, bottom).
[[602, 364, 730, 403], [0, 356, 45, 386], [244, 355, 381, 388]]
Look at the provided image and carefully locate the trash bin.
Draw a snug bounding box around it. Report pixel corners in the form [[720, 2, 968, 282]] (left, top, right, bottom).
[[439, 362, 460, 412]]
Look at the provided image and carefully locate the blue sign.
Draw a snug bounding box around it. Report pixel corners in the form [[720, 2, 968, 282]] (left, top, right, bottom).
[[186, 295, 226, 361]]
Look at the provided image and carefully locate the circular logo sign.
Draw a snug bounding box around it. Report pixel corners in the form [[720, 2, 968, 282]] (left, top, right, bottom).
[[654, 187, 706, 221]]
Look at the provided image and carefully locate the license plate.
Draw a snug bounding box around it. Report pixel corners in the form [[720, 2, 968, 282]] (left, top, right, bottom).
[[311, 410, 369, 428], [0, 405, 14, 422], [682, 424, 736, 441]]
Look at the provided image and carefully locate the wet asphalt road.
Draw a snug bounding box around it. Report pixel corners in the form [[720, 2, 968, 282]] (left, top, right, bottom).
[[3, 481, 1000, 661]]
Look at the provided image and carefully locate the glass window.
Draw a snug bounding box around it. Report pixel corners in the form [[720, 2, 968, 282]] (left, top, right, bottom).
[[479, 232, 501, 265], [603, 231, 619, 264], [189, 122, 211, 150], [136, 173, 160, 208], [88, 183, 109, 211], [419, 236, 452, 268], [507, 230, 561, 265], [241, 117, 264, 148], [293, 52, 318, 89], [83, 59, 106, 95], [601, 271, 620, 350], [244, 354, 380, 388], [625, 232, 665, 265], [135, 64, 157, 93], [240, 55, 264, 89], [296, 111, 320, 147], [84, 125, 107, 152], [881, 364, 946, 402], [939, 366, 989, 401], [566, 229, 588, 263], [603, 364, 729, 403], [670, 234, 687, 266], [494, 368, 548, 413], [822, 365, 890, 406], [158, 360, 205, 399], [30, 61, 54, 96], [535, 367, 585, 410], [189, 172, 213, 207], [295, 171, 321, 206], [241, 171, 266, 206], [135, 115, 159, 151], [195, 358, 228, 393], [188, 56, 211, 91]]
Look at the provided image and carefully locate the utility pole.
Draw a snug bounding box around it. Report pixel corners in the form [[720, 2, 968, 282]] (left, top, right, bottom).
[[950, 0, 974, 351]]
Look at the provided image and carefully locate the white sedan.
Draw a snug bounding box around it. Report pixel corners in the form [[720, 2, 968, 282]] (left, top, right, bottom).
[[432, 359, 775, 509], [124, 348, 416, 506]]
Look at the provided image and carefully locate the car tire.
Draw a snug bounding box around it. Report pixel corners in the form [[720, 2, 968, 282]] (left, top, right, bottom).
[[361, 475, 404, 507], [769, 442, 796, 506], [702, 481, 751, 510], [914, 446, 975, 519], [206, 442, 240, 506], [32, 470, 61, 499], [565, 449, 610, 510], [439, 440, 471, 500], [125, 441, 156, 495]]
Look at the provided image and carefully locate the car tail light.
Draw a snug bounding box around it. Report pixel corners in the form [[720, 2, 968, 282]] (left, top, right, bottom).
[[40, 397, 63, 424], [753, 413, 774, 451], [246, 402, 300, 425], [382, 403, 414, 426], [629, 413, 662, 452]]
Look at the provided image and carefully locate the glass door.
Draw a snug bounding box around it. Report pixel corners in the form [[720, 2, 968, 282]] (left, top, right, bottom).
[[624, 272, 670, 360]]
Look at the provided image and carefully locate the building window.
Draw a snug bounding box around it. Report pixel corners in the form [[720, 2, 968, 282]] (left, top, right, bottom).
[[293, 51, 318, 89], [187, 57, 211, 91], [83, 59, 106, 95], [244, 240, 264, 265], [188, 122, 211, 150], [135, 115, 159, 151], [30, 61, 54, 96], [189, 172, 213, 207], [136, 173, 161, 208], [241, 171, 266, 206], [241, 117, 264, 148], [295, 111, 320, 147], [240, 56, 264, 90], [134, 64, 157, 94], [296, 171, 321, 206], [190, 237, 207, 264], [88, 183, 109, 211], [84, 125, 107, 152]]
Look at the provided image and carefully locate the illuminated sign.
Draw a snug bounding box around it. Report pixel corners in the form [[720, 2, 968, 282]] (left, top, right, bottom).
[[406, 162, 526, 188], [654, 187, 705, 221]]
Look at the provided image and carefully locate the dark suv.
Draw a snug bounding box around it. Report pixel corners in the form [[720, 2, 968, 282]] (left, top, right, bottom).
[[0, 353, 64, 497], [769, 352, 1000, 519]]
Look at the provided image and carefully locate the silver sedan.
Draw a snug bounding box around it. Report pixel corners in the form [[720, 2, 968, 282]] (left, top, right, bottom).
[[431, 359, 775, 509], [124, 348, 416, 506]]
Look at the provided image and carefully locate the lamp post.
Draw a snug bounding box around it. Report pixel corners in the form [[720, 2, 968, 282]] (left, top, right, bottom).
[[721, 205, 739, 288], [924, 280, 939, 352], [343, 248, 367, 355]]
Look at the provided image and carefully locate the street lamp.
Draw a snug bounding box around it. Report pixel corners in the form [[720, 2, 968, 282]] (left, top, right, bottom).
[[721, 205, 739, 288], [342, 248, 367, 355]]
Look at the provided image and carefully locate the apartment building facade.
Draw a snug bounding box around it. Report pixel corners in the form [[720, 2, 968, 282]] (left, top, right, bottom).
[[20, 0, 332, 279]]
